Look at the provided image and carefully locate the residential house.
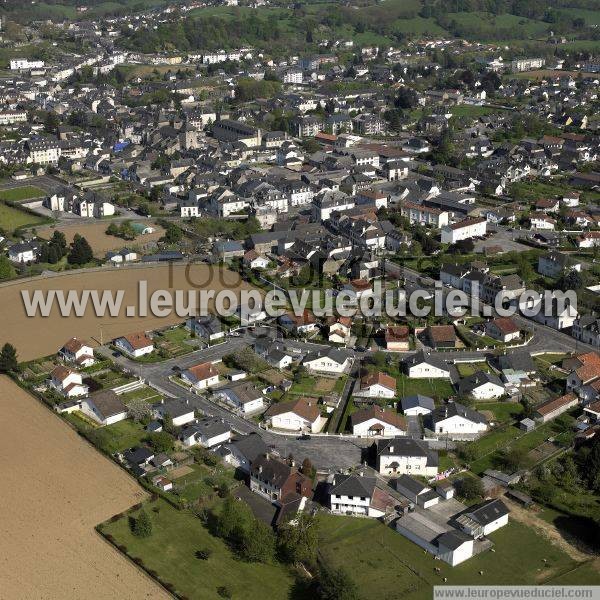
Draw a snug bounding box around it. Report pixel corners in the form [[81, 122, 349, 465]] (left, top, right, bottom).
[[180, 361, 220, 390], [49, 365, 88, 398], [484, 317, 520, 342], [402, 351, 451, 379], [58, 337, 95, 367], [155, 398, 196, 427], [355, 372, 397, 399], [422, 325, 457, 349], [376, 438, 438, 477], [80, 390, 127, 426], [329, 471, 398, 518], [457, 371, 505, 401], [537, 251, 581, 279], [186, 315, 224, 341], [220, 432, 268, 474], [431, 402, 488, 436], [351, 406, 406, 437], [265, 397, 323, 433], [302, 348, 350, 374], [114, 332, 154, 357], [400, 395, 435, 416], [179, 417, 231, 448], [250, 454, 312, 505], [441, 218, 487, 245], [572, 317, 600, 349], [385, 326, 410, 351], [394, 475, 439, 508], [327, 316, 352, 345], [216, 381, 265, 414]]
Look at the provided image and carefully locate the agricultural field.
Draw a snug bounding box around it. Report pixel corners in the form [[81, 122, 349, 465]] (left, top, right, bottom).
[[0, 263, 253, 361], [37, 221, 166, 256], [101, 499, 299, 600], [0, 376, 167, 599]]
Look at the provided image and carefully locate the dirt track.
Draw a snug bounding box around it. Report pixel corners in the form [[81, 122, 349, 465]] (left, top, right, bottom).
[[0, 263, 250, 361], [0, 376, 169, 599]]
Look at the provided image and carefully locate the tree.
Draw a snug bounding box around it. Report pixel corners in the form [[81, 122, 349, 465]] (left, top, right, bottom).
[[394, 86, 418, 109], [239, 519, 276, 563], [0, 343, 18, 373], [317, 562, 359, 600], [0, 255, 16, 280], [277, 514, 318, 565], [215, 495, 253, 542], [132, 510, 152, 538], [558, 270, 584, 292], [497, 447, 530, 472], [128, 397, 152, 422], [67, 235, 94, 265], [145, 431, 173, 454], [456, 476, 484, 500]]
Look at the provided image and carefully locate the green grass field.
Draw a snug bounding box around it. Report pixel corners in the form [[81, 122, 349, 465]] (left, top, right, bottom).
[[397, 374, 455, 399], [65, 415, 147, 454], [0, 200, 47, 232], [317, 515, 600, 600], [102, 499, 299, 600], [474, 401, 524, 424], [0, 186, 45, 201]]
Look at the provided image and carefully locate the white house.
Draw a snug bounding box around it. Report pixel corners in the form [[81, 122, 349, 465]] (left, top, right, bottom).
[[432, 402, 488, 436], [58, 337, 95, 367], [329, 472, 388, 518], [80, 390, 127, 426], [185, 315, 224, 341], [393, 474, 439, 508], [180, 362, 220, 390], [8, 241, 38, 263], [400, 394, 435, 416], [265, 397, 324, 433], [484, 317, 521, 342], [441, 218, 487, 244], [376, 438, 438, 477], [155, 398, 196, 427], [457, 499, 509, 538], [114, 332, 154, 357], [49, 366, 88, 398], [437, 531, 475, 566], [179, 417, 231, 448], [216, 381, 265, 414], [457, 371, 505, 401], [354, 371, 396, 399], [350, 406, 406, 437], [530, 213, 556, 230], [403, 351, 450, 379], [302, 348, 350, 374]]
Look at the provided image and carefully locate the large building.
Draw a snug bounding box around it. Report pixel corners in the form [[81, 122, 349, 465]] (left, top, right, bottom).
[[212, 119, 262, 147], [441, 217, 487, 244]]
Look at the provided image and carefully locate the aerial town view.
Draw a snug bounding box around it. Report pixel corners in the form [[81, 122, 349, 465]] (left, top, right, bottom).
[[1, 0, 600, 598]]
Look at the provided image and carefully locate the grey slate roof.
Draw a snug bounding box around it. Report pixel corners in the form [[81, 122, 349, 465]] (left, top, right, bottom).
[[330, 473, 376, 498], [467, 499, 509, 525], [432, 402, 487, 425]]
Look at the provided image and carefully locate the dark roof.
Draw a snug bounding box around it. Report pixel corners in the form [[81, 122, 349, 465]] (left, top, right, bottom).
[[157, 398, 197, 419], [229, 432, 268, 464], [468, 499, 510, 525], [376, 437, 429, 458], [401, 394, 435, 412], [498, 351, 536, 374], [395, 474, 429, 495], [457, 371, 504, 395], [432, 402, 487, 425], [330, 473, 376, 498], [402, 351, 449, 372], [437, 530, 472, 550], [251, 454, 293, 488], [123, 446, 154, 465]]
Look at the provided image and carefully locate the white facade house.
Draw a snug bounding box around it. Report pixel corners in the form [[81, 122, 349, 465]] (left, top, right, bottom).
[[180, 362, 220, 390], [376, 438, 438, 477], [114, 332, 154, 357], [302, 348, 350, 374], [329, 472, 385, 518], [49, 366, 88, 398], [351, 406, 406, 437], [179, 418, 231, 448], [441, 218, 487, 244], [80, 390, 127, 426], [265, 397, 323, 433], [457, 372, 505, 401], [432, 403, 488, 436], [155, 399, 196, 427], [437, 532, 475, 566], [8, 242, 38, 263], [59, 338, 95, 367], [10, 59, 45, 70], [403, 352, 450, 379], [216, 382, 265, 414], [354, 372, 396, 399]]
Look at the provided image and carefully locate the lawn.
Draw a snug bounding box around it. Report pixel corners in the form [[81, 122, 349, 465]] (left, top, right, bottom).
[[317, 515, 600, 600], [119, 385, 162, 405], [66, 416, 148, 454], [474, 401, 523, 424], [396, 374, 455, 400], [0, 186, 45, 201], [170, 462, 239, 504], [101, 499, 300, 600], [0, 201, 47, 232]]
